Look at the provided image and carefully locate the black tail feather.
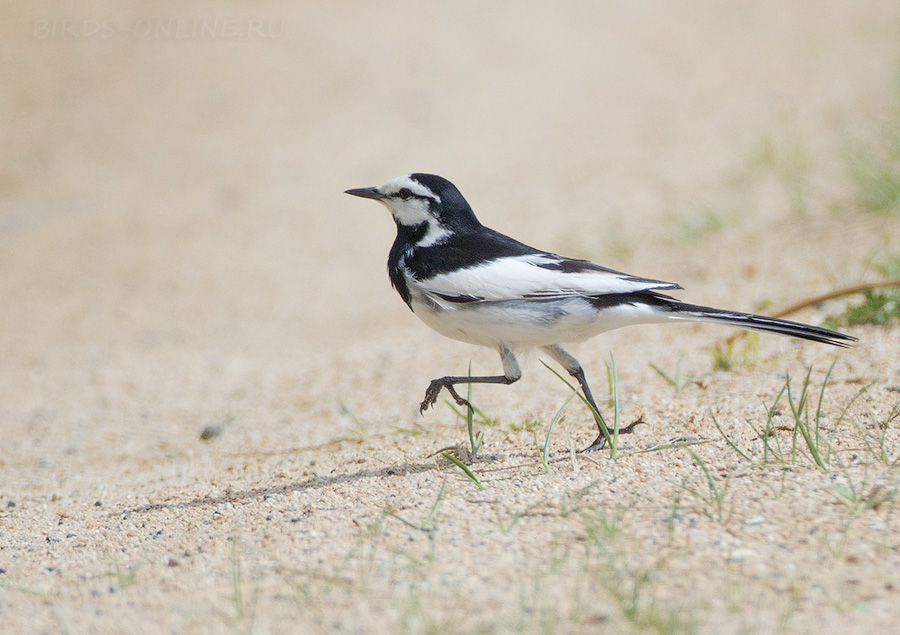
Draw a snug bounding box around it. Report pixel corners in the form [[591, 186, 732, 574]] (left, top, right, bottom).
[[669, 302, 856, 348]]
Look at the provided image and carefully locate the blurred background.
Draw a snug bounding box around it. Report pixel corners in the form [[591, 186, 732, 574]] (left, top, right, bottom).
[[1, 1, 898, 470]]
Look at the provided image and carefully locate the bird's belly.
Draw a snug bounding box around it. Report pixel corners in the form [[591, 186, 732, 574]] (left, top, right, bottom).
[[410, 296, 662, 349]]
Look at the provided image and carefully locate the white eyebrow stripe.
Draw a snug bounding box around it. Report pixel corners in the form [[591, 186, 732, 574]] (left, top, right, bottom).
[[378, 174, 441, 202]]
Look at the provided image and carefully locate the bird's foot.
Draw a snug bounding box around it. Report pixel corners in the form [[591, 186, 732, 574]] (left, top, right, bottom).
[[578, 416, 646, 453], [619, 415, 646, 435], [419, 379, 472, 414], [578, 434, 608, 453]]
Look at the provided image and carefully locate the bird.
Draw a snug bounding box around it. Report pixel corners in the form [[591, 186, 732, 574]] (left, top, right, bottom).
[[345, 173, 856, 451]]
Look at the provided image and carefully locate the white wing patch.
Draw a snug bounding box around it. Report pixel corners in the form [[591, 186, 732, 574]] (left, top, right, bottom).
[[413, 254, 679, 302]]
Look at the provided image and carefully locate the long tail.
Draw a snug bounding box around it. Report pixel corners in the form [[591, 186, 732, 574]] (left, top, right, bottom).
[[665, 301, 857, 347]]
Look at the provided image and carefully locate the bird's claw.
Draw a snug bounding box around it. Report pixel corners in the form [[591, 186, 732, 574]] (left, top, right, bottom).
[[419, 384, 441, 413], [420, 380, 473, 414], [420, 379, 450, 413]]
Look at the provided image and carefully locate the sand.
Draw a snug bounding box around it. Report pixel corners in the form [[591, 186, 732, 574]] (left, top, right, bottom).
[[2, 1, 900, 632]]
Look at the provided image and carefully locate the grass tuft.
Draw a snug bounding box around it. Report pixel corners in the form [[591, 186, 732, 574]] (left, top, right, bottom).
[[712, 363, 881, 469], [846, 118, 900, 215], [852, 399, 900, 466], [709, 333, 758, 371], [679, 451, 732, 523], [823, 289, 900, 328], [391, 421, 431, 436], [822, 254, 900, 328], [649, 354, 695, 394], [338, 399, 367, 439]]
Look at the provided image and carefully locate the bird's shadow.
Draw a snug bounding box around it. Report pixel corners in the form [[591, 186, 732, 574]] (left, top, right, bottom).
[[124, 459, 440, 516]]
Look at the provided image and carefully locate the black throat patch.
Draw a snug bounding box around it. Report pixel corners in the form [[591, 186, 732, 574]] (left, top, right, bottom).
[[387, 223, 429, 309]]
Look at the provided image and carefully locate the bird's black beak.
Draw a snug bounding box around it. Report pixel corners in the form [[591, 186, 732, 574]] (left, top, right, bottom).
[[345, 187, 387, 201]]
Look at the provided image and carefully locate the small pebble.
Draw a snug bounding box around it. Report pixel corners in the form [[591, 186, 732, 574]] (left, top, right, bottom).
[[746, 515, 764, 526], [729, 548, 757, 561], [200, 424, 222, 440]]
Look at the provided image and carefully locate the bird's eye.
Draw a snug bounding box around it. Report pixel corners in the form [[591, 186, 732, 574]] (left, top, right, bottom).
[[397, 188, 413, 200]]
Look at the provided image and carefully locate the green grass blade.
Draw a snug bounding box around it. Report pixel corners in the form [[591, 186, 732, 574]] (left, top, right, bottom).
[[442, 452, 484, 490], [649, 362, 678, 390], [609, 354, 621, 454], [815, 360, 837, 463], [466, 362, 480, 456], [711, 412, 753, 462], [788, 367, 826, 469], [542, 388, 579, 468]]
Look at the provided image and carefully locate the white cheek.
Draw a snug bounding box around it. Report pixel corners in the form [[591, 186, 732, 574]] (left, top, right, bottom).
[[390, 199, 432, 226]]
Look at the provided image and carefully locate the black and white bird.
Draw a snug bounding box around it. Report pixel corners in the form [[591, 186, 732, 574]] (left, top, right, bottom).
[[346, 173, 856, 451]]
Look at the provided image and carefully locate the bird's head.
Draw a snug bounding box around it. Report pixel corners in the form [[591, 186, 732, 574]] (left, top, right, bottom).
[[345, 173, 481, 245]]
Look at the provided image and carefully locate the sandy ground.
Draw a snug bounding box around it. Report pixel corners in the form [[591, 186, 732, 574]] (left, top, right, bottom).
[[2, 1, 900, 633]]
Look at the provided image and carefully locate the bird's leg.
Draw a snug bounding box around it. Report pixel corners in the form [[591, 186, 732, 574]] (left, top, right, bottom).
[[543, 345, 643, 452], [420, 375, 514, 413], [420, 346, 522, 413], [565, 362, 610, 452]]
